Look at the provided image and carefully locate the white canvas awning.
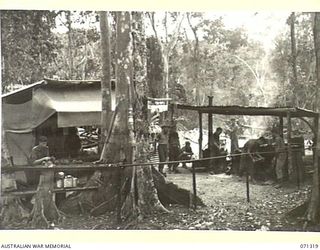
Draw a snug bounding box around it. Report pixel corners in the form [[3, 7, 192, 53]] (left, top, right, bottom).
[[2, 80, 102, 131], [32, 87, 101, 128]]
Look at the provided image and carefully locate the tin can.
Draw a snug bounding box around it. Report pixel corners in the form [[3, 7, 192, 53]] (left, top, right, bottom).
[[56, 179, 63, 188], [64, 175, 73, 188], [72, 177, 78, 187]]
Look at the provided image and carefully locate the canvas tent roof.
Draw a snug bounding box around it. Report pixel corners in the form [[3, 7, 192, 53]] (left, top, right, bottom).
[[2, 79, 102, 132]]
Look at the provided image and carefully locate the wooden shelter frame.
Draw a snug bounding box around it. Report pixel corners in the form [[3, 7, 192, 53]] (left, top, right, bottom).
[[172, 99, 319, 186]]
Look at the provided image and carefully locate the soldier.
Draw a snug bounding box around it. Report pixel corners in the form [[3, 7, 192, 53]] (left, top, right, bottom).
[[30, 136, 51, 165], [239, 136, 267, 183], [156, 123, 170, 176], [210, 127, 223, 174], [28, 136, 54, 186], [179, 141, 193, 168], [168, 124, 181, 173], [272, 128, 287, 187]]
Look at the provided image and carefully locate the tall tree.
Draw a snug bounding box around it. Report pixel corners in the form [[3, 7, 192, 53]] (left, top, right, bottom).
[[271, 13, 316, 110], [99, 11, 112, 156], [289, 12, 299, 106], [306, 12, 320, 226], [66, 11, 73, 79], [187, 13, 201, 105], [148, 12, 184, 99], [1, 10, 58, 92], [59, 12, 203, 224]]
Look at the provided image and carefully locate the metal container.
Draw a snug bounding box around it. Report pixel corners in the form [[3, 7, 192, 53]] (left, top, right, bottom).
[[72, 177, 78, 187], [64, 175, 73, 188], [56, 179, 63, 188]]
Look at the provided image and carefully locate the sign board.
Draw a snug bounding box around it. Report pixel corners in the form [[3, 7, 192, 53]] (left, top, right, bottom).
[[147, 97, 171, 113]]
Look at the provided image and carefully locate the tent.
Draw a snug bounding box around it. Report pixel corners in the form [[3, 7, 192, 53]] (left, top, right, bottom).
[[2, 79, 102, 165]]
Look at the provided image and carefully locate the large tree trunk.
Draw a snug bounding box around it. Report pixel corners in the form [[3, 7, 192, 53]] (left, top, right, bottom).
[[99, 11, 112, 156], [59, 11, 204, 224], [306, 12, 320, 225], [0, 129, 30, 226], [187, 13, 200, 105], [290, 12, 299, 106], [30, 171, 63, 228], [146, 37, 164, 98], [148, 12, 184, 100], [66, 11, 73, 80]]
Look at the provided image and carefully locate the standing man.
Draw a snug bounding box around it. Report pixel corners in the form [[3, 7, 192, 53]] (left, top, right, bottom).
[[168, 124, 181, 173], [213, 127, 223, 155], [210, 127, 223, 173], [228, 119, 240, 154], [157, 124, 170, 176], [272, 128, 287, 187]]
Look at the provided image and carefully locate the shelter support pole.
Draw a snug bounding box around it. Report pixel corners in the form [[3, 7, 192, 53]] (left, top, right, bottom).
[[198, 112, 203, 158], [246, 169, 250, 202], [287, 112, 295, 184], [192, 164, 197, 210], [279, 116, 284, 138], [117, 166, 123, 223], [313, 116, 319, 163], [170, 103, 175, 124], [208, 96, 213, 171]]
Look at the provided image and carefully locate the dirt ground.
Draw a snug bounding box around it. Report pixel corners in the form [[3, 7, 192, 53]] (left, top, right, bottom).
[[2, 165, 318, 231]]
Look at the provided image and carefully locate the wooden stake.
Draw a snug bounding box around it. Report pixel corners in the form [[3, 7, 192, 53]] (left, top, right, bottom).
[[198, 112, 203, 159], [246, 168, 250, 203], [287, 112, 295, 183], [117, 166, 122, 223], [208, 96, 213, 171], [279, 116, 284, 139], [192, 164, 197, 210]]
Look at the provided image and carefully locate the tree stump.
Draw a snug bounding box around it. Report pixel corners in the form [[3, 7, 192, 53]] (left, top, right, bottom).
[[0, 196, 30, 225], [0, 173, 30, 226], [29, 170, 63, 228]]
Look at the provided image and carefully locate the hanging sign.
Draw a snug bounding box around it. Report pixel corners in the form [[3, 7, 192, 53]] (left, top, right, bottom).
[[147, 97, 171, 113]]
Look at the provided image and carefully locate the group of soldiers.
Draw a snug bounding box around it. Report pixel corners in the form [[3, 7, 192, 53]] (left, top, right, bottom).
[[237, 127, 288, 185], [154, 118, 294, 186], [156, 122, 193, 176]]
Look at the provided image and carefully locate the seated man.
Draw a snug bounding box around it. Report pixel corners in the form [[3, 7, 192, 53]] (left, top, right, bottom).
[[30, 136, 52, 165], [179, 141, 193, 168], [28, 136, 53, 186]]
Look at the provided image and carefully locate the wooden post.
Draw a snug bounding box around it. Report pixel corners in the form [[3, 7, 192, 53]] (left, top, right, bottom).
[[246, 168, 250, 203], [198, 112, 203, 159], [279, 116, 284, 139], [287, 112, 295, 183], [208, 96, 213, 171], [117, 166, 122, 223], [170, 103, 175, 123], [192, 164, 197, 210], [311, 116, 318, 163]]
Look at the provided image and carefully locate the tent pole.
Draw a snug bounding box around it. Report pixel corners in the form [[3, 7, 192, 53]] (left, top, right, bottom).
[[287, 112, 295, 183], [208, 96, 213, 172], [279, 116, 284, 138], [198, 111, 203, 159], [313, 116, 319, 163]]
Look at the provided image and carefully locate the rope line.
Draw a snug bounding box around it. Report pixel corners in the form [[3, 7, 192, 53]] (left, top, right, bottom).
[[3, 145, 318, 171]]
